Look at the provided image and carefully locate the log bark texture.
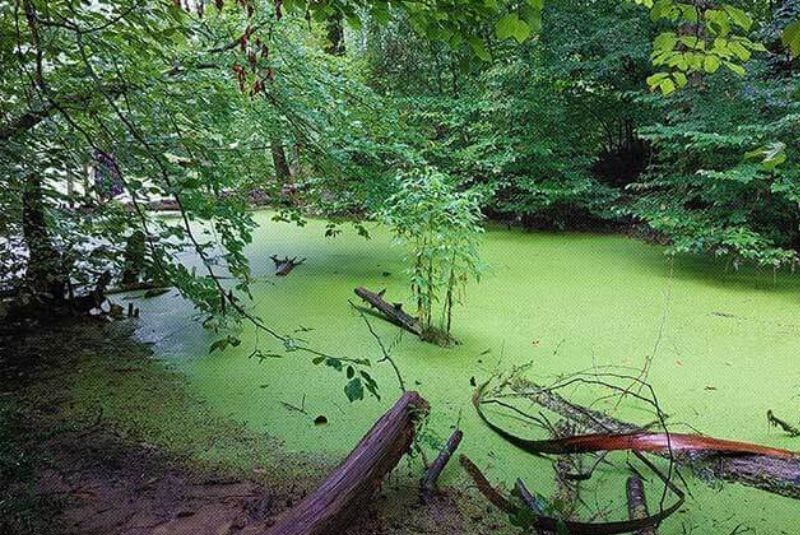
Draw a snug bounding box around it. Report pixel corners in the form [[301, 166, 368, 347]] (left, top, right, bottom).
[[263, 391, 428, 535], [626, 476, 657, 535], [353, 287, 422, 336]]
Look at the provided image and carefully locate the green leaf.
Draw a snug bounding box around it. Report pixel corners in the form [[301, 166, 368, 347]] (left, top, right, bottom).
[[468, 37, 490, 61], [703, 55, 721, 73], [782, 20, 800, 57], [745, 142, 787, 170], [344, 377, 364, 402], [723, 5, 752, 31], [660, 78, 676, 95], [646, 72, 670, 86], [724, 61, 746, 76]]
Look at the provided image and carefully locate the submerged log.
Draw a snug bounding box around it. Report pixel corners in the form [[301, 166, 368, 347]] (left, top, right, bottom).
[[270, 255, 306, 276], [264, 391, 429, 535], [420, 429, 463, 504], [626, 476, 657, 535], [507, 379, 800, 500], [553, 421, 581, 520], [353, 287, 422, 336]]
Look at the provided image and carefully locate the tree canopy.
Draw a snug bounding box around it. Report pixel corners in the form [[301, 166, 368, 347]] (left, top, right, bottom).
[[2, 0, 800, 345]]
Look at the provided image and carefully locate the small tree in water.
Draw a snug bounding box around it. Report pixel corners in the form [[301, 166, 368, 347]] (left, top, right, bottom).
[[382, 167, 484, 344]]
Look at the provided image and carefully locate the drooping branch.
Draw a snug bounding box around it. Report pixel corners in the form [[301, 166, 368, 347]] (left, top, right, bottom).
[[0, 84, 126, 142]]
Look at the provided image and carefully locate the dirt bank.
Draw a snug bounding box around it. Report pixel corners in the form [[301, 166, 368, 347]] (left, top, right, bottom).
[[0, 320, 506, 535]]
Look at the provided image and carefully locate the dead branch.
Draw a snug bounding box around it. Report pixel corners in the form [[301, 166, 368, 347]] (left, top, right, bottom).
[[420, 429, 463, 504], [270, 255, 306, 276], [353, 287, 422, 336], [553, 421, 582, 520], [460, 453, 683, 535], [459, 454, 515, 513], [767, 410, 800, 437], [515, 479, 555, 535], [626, 476, 657, 535], [492, 377, 800, 500]]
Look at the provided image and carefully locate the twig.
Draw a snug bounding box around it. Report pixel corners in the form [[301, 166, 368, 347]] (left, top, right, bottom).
[[349, 300, 406, 393], [767, 410, 800, 437], [459, 454, 515, 513]]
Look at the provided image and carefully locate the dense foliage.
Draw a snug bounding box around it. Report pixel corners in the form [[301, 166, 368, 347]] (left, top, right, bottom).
[[382, 167, 483, 340], [2, 0, 800, 352]]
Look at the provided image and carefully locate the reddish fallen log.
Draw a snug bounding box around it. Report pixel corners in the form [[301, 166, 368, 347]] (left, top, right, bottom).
[[484, 379, 800, 500], [354, 287, 422, 336], [626, 476, 657, 535], [420, 429, 463, 504], [263, 391, 428, 535], [271, 255, 306, 276]]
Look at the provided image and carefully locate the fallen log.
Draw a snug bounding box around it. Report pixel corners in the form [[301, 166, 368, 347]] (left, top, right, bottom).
[[626, 476, 657, 535], [420, 429, 463, 504], [263, 391, 428, 535], [270, 255, 306, 276], [353, 287, 422, 336], [495, 379, 800, 500]]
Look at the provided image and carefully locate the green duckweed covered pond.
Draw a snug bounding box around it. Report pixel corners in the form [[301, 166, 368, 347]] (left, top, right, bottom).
[[134, 211, 800, 534]]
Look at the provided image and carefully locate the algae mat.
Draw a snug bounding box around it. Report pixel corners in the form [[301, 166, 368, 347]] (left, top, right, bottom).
[[134, 211, 800, 534]]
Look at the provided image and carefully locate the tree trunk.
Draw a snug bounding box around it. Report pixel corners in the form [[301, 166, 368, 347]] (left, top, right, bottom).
[[263, 391, 428, 535], [22, 173, 65, 300], [324, 12, 345, 56], [271, 139, 292, 182], [121, 230, 146, 286], [353, 287, 423, 336]]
